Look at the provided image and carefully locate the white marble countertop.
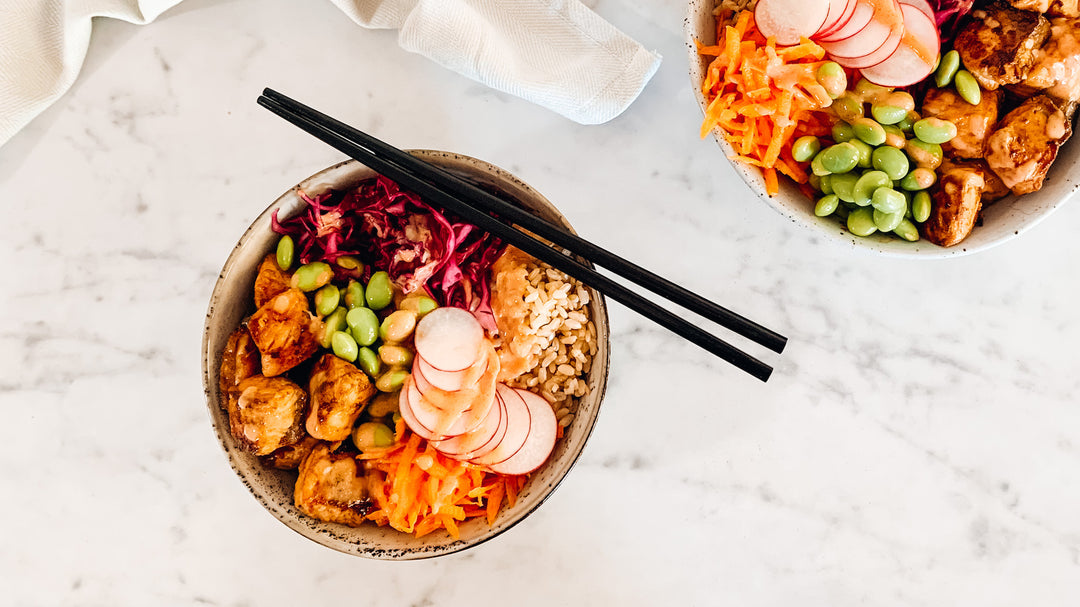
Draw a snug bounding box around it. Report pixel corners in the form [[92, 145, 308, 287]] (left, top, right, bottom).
[[3, 0, 1080, 604]]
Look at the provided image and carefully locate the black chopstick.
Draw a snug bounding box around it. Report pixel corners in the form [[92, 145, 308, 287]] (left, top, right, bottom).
[[257, 92, 782, 382], [261, 88, 786, 355]]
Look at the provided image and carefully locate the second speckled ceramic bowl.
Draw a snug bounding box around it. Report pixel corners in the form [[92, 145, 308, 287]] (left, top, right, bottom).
[[201, 151, 610, 559], [685, 0, 1080, 257]]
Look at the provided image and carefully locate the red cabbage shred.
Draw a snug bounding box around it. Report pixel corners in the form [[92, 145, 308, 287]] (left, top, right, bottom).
[[272, 176, 504, 331]]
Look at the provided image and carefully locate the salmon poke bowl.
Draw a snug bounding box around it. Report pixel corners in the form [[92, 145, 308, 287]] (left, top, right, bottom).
[[686, 0, 1080, 256], [201, 152, 610, 559]]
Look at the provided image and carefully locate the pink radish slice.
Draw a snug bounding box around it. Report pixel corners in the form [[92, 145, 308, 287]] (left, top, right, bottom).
[[488, 390, 558, 476], [414, 307, 484, 372], [470, 385, 531, 467], [398, 378, 454, 441], [415, 356, 467, 392], [816, 1, 873, 43], [755, 0, 831, 45], [859, 4, 938, 86], [898, 0, 934, 22], [833, 16, 904, 68], [821, 5, 898, 59], [433, 392, 508, 460], [414, 342, 486, 392], [403, 378, 472, 438], [816, 0, 857, 39]]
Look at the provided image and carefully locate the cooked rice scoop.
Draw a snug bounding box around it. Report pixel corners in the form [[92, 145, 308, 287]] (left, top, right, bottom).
[[488, 247, 597, 428]]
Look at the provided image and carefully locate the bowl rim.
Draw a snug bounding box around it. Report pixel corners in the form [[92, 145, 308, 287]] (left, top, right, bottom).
[[683, 0, 1079, 259], [201, 151, 610, 559]]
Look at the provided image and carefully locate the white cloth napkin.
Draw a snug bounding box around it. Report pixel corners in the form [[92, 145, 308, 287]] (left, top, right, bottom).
[[0, 0, 662, 146]]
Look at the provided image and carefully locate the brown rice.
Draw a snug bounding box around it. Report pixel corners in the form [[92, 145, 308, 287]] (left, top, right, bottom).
[[491, 254, 597, 428]]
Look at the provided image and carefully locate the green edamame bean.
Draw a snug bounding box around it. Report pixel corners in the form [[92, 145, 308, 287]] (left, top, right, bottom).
[[358, 346, 381, 377], [344, 280, 365, 310], [820, 143, 860, 174], [871, 104, 908, 125], [380, 310, 418, 343], [346, 307, 380, 346], [893, 218, 921, 241], [912, 191, 932, 223], [376, 369, 410, 393], [852, 117, 886, 146], [854, 79, 891, 103], [834, 204, 850, 220], [900, 167, 936, 191], [871, 187, 906, 214], [831, 93, 864, 123], [331, 331, 359, 362], [811, 154, 831, 176], [882, 125, 906, 149], [954, 70, 981, 105], [873, 208, 905, 232], [882, 92, 916, 113], [847, 139, 873, 168], [820, 174, 834, 195], [276, 235, 294, 271], [816, 61, 848, 99], [832, 122, 856, 143], [319, 307, 348, 349], [847, 207, 879, 237], [314, 284, 340, 317], [815, 194, 840, 217], [830, 173, 859, 202], [291, 262, 333, 292], [853, 170, 892, 206], [808, 173, 822, 191], [352, 422, 395, 451], [367, 391, 400, 418], [792, 136, 822, 162], [904, 139, 943, 169], [935, 50, 961, 88], [365, 271, 394, 310], [897, 111, 918, 133], [334, 255, 364, 279], [379, 344, 415, 367], [399, 294, 438, 317], [871, 146, 910, 180], [913, 118, 957, 144]]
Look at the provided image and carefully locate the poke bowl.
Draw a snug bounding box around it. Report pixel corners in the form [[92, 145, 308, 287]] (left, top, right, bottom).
[[686, 0, 1080, 257], [201, 151, 610, 559]]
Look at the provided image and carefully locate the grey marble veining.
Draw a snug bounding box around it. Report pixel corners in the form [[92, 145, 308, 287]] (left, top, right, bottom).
[[2, 0, 1079, 605]]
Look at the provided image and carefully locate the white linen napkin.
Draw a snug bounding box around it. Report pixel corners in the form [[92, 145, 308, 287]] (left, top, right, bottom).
[[0, 0, 662, 146]]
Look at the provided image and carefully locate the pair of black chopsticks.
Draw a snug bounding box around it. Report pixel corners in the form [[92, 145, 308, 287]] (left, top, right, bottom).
[[257, 88, 787, 382]]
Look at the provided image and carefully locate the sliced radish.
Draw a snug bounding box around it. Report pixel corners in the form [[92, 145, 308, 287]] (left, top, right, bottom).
[[401, 375, 468, 436], [816, 0, 857, 39], [470, 385, 531, 467], [898, 0, 934, 22], [414, 307, 484, 372], [816, 1, 873, 43], [413, 346, 499, 415], [433, 392, 507, 460], [755, 0, 830, 45], [399, 377, 458, 441], [488, 390, 558, 476], [414, 340, 489, 392], [821, 4, 898, 60], [832, 16, 904, 68], [859, 4, 939, 86]]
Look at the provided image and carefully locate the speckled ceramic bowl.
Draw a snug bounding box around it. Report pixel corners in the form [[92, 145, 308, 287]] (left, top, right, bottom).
[[201, 152, 610, 559], [685, 0, 1080, 257]]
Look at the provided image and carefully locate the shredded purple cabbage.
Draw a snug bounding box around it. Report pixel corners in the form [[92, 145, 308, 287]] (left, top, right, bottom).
[[272, 176, 504, 331], [931, 0, 976, 48]]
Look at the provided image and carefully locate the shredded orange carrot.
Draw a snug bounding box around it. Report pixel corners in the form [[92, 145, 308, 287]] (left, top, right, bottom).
[[362, 429, 530, 539], [698, 11, 836, 196]]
